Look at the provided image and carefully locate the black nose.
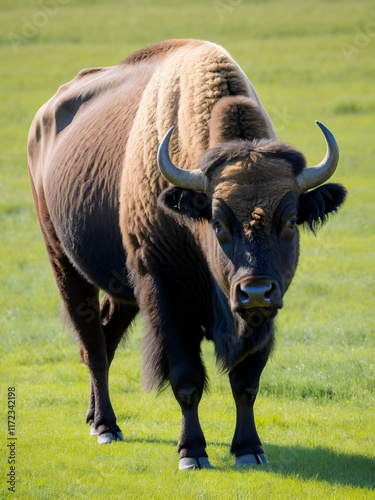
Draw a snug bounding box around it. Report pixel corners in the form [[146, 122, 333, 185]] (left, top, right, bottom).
[[232, 276, 283, 311]]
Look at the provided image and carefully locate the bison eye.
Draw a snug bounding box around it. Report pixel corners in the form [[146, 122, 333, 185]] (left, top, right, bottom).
[[212, 216, 232, 246], [282, 215, 298, 242], [288, 217, 297, 229], [212, 218, 223, 233]]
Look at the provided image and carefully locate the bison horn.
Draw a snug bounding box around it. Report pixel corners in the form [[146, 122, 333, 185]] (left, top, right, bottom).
[[157, 127, 208, 193], [296, 121, 339, 192]]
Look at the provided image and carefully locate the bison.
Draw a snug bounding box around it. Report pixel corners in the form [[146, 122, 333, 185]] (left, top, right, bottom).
[[28, 39, 346, 469]]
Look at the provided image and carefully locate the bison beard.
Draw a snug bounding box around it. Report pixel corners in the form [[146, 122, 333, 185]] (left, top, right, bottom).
[[211, 296, 277, 372], [27, 39, 346, 469]]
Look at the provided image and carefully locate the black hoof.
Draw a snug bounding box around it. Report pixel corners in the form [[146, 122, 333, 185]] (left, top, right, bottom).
[[179, 457, 212, 470], [235, 453, 268, 466]]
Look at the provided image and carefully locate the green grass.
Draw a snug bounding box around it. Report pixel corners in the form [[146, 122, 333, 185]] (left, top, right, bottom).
[[1, 0, 374, 498]]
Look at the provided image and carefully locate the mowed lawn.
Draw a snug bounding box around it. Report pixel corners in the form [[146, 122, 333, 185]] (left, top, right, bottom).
[[1, 0, 374, 498]]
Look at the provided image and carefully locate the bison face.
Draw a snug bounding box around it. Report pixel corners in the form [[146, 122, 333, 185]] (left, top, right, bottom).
[[158, 124, 346, 332], [206, 189, 299, 328]]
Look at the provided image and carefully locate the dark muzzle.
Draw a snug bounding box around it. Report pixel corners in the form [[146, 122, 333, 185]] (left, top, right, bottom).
[[231, 276, 283, 326]]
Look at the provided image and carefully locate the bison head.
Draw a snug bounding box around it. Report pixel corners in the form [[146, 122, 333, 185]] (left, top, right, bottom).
[[157, 98, 346, 364]]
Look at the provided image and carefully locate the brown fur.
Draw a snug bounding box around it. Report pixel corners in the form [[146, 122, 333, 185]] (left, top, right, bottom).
[[205, 143, 304, 228], [209, 97, 274, 146], [121, 39, 196, 65]]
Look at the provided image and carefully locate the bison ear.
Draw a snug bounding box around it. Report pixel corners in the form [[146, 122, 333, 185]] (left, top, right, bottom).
[[158, 186, 211, 220], [297, 183, 347, 234]]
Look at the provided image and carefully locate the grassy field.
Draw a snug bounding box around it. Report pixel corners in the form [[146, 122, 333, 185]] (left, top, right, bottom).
[[1, 0, 374, 498]]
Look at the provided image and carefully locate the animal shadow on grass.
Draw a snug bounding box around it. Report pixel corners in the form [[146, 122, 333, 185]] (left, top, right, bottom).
[[229, 444, 374, 490], [126, 437, 179, 447], [114, 436, 374, 487]]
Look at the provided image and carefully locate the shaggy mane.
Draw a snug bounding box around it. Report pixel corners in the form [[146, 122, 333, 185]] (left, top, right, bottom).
[[200, 139, 307, 178]]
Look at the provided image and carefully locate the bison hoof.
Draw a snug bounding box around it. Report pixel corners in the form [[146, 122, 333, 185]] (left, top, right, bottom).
[[97, 431, 125, 444], [179, 457, 211, 470], [90, 424, 98, 436], [235, 453, 269, 466]]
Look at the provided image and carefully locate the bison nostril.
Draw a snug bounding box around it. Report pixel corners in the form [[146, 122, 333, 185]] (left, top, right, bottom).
[[264, 283, 275, 300], [238, 288, 250, 303]]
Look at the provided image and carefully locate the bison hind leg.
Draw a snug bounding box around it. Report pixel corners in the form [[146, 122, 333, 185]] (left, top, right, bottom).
[[84, 294, 138, 433], [99, 293, 139, 366]]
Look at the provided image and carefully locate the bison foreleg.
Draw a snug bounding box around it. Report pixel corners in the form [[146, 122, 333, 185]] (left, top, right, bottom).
[[229, 342, 272, 465], [169, 364, 211, 470]]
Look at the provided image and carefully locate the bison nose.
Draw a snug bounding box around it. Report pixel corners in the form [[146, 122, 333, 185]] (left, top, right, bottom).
[[232, 277, 283, 311]]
